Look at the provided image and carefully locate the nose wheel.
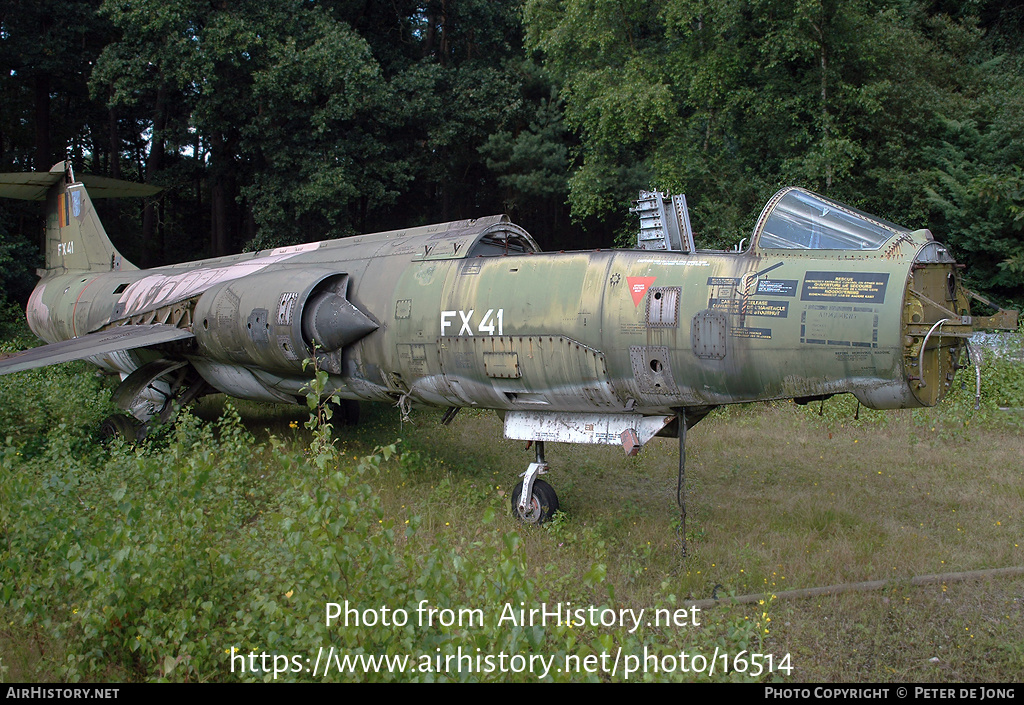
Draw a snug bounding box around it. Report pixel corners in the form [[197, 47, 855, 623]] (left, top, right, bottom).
[[511, 478, 559, 524], [510, 441, 560, 524]]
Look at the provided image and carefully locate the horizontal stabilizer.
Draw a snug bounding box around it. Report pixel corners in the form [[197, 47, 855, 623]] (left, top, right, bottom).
[[0, 325, 194, 376], [0, 165, 160, 201], [0, 171, 65, 200]]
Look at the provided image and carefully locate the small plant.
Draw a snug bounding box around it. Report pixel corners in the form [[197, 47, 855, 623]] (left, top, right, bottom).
[[301, 352, 342, 470]]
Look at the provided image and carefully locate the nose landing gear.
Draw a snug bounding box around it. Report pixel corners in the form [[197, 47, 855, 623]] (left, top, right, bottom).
[[510, 440, 560, 524]]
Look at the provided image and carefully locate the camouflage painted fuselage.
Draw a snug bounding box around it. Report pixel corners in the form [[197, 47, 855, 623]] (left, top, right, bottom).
[[27, 209, 970, 418]]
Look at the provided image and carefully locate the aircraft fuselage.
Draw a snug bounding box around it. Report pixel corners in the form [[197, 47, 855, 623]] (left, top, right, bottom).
[[26, 213, 969, 419]]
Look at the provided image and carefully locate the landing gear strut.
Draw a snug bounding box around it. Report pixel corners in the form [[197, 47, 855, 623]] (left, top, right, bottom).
[[102, 359, 210, 440], [511, 440, 560, 524]]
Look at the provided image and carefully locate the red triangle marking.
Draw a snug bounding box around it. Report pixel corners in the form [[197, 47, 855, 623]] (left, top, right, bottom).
[[627, 276, 657, 306]]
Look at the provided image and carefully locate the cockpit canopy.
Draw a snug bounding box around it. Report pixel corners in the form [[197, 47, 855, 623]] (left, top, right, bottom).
[[754, 187, 910, 251]]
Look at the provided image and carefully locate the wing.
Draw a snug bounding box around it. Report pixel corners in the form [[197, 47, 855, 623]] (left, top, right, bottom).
[[0, 325, 194, 376]]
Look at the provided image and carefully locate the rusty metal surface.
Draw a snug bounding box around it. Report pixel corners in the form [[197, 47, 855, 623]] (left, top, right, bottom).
[[503, 411, 674, 447]]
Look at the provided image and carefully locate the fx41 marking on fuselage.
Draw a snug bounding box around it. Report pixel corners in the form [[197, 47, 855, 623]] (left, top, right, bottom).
[[440, 309, 505, 336]]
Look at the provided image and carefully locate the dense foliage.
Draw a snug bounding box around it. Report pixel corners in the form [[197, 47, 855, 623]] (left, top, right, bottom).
[[525, 0, 1024, 302], [1, 0, 1022, 305], [0, 358, 779, 682]]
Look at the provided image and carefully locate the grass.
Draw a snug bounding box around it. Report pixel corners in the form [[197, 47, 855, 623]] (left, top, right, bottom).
[[1, 373, 1021, 681], [248, 398, 1021, 583], [182, 393, 1024, 682]]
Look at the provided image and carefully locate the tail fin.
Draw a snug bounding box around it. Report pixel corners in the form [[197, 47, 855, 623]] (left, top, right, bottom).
[[0, 161, 159, 276]]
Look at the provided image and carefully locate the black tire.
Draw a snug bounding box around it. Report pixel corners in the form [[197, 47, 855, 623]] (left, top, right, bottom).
[[99, 414, 142, 442], [510, 478, 559, 524]]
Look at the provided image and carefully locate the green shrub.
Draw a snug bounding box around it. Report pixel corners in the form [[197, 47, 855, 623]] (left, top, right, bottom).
[[0, 373, 777, 681]]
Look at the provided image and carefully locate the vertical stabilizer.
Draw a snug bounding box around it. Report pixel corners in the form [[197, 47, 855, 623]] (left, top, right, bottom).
[[43, 163, 137, 275], [0, 162, 159, 276]]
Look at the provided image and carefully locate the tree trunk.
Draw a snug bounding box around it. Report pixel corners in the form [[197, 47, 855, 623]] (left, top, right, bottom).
[[211, 177, 229, 257], [34, 75, 51, 170], [108, 105, 121, 180], [142, 84, 168, 266]]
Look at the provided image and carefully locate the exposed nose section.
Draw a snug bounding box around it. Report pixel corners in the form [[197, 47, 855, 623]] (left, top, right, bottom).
[[902, 241, 972, 406]]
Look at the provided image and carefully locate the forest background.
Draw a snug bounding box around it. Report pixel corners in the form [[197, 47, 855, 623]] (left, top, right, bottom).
[[1, 0, 1023, 310]]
